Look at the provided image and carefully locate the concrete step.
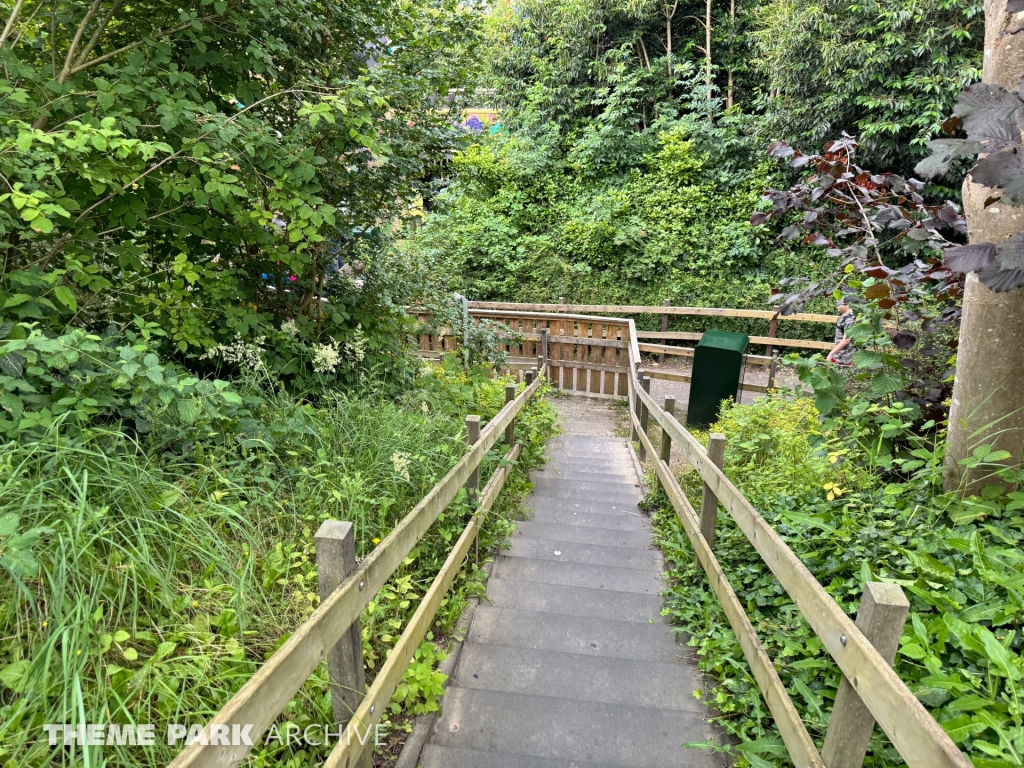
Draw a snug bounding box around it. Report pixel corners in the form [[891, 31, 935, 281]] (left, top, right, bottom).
[[546, 445, 632, 459], [430, 688, 719, 768], [484, 577, 664, 624], [550, 435, 629, 447], [530, 469, 638, 487], [503, 537, 661, 572], [522, 507, 649, 532], [454, 643, 705, 712], [542, 458, 637, 474], [513, 520, 652, 549], [468, 606, 681, 663], [530, 486, 641, 504], [420, 745, 622, 768], [544, 455, 634, 468], [524, 497, 643, 517], [492, 556, 662, 595], [531, 478, 642, 499]]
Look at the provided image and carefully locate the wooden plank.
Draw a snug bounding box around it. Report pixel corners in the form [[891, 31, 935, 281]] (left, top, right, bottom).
[[634, 384, 972, 768], [167, 376, 543, 768], [641, 368, 771, 394], [325, 444, 523, 768], [469, 302, 836, 323], [629, 411, 825, 768], [639, 337, 832, 352]]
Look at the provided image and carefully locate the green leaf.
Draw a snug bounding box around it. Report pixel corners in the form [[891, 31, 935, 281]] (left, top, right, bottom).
[[941, 715, 988, 744], [53, 286, 77, 312], [0, 660, 32, 692], [0, 513, 19, 536], [977, 627, 1022, 681]]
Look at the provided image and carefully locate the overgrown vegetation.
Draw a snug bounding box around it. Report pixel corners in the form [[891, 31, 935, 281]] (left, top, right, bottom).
[[649, 384, 1024, 767], [0, 357, 557, 767]]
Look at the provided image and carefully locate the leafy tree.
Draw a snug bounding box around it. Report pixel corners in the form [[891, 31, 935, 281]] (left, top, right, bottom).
[[0, 0, 481, 377], [752, 0, 983, 174]]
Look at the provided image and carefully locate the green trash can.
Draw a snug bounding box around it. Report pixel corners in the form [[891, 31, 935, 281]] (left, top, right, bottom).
[[686, 330, 749, 428]]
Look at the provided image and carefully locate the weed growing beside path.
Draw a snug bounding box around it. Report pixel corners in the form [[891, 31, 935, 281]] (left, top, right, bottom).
[[0, 361, 556, 768]]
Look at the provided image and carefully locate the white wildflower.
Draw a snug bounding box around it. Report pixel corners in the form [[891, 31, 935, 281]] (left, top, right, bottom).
[[280, 320, 299, 338], [391, 451, 411, 482], [203, 334, 265, 371], [312, 340, 342, 374], [421, 401, 429, 414], [344, 324, 367, 363]]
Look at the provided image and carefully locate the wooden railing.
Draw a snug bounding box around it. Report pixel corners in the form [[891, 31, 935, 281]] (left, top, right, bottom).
[[467, 300, 838, 354], [619, 317, 971, 768], [166, 372, 544, 768]]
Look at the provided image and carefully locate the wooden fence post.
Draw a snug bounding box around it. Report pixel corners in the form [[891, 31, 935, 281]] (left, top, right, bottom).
[[465, 415, 481, 562], [822, 582, 911, 768], [525, 369, 534, 386], [660, 299, 670, 364], [638, 376, 652, 461], [766, 305, 780, 358], [660, 397, 675, 464], [539, 327, 549, 378], [315, 520, 370, 768], [505, 383, 516, 447], [697, 433, 727, 566], [768, 354, 778, 391], [630, 370, 641, 442]]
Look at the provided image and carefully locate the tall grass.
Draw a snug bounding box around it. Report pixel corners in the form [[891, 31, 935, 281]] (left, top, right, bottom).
[[0, 368, 556, 767]]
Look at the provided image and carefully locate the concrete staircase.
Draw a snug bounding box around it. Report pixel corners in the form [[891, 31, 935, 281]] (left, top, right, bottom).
[[418, 434, 724, 768]]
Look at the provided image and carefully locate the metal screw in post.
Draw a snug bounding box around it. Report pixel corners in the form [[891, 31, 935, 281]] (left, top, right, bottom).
[[660, 397, 675, 464], [504, 383, 516, 447], [638, 376, 651, 461], [465, 415, 481, 563]]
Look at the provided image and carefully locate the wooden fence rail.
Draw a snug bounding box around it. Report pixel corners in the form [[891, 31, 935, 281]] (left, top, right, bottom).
[[166, 373, 543, 768], [621, 316, 971, 768], [414, 304, 835, 375]]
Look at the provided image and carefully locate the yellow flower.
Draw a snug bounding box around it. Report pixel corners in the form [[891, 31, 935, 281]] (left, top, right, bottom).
[[76, 650, 82, 655], [372, 537, 381, 545]]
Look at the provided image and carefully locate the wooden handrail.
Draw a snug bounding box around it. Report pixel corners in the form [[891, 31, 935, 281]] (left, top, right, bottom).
[[325, 442, 523, 768], [468, 301, 837, 324], [167, 374, 543, 768], [629, 404, 824, 768], [627, 345, 971, 768]]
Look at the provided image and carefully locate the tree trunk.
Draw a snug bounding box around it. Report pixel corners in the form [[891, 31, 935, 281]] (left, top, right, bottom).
[[944, 0, 1024, 494], [726, 0, 735, 108], [705, 0, 712, 89]]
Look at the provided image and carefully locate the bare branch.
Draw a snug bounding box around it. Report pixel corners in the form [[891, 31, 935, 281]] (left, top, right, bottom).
[[59, 0, 104, 83], [0, 0, 27, 49], [68, 16, 215, 76], [74, 0, 126, 68]]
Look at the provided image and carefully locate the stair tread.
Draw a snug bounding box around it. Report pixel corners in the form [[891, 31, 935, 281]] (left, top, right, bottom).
[[431, 688, 720, 768]]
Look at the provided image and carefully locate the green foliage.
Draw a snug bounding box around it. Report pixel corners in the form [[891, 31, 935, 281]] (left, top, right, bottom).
[[0, 0, 481, 383], [753, 0, 983, 174], [0, 357, 558, 767], [390, 641, 448, 716], [652, 392, 1024, 767], [414, 111, 822, 316]]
